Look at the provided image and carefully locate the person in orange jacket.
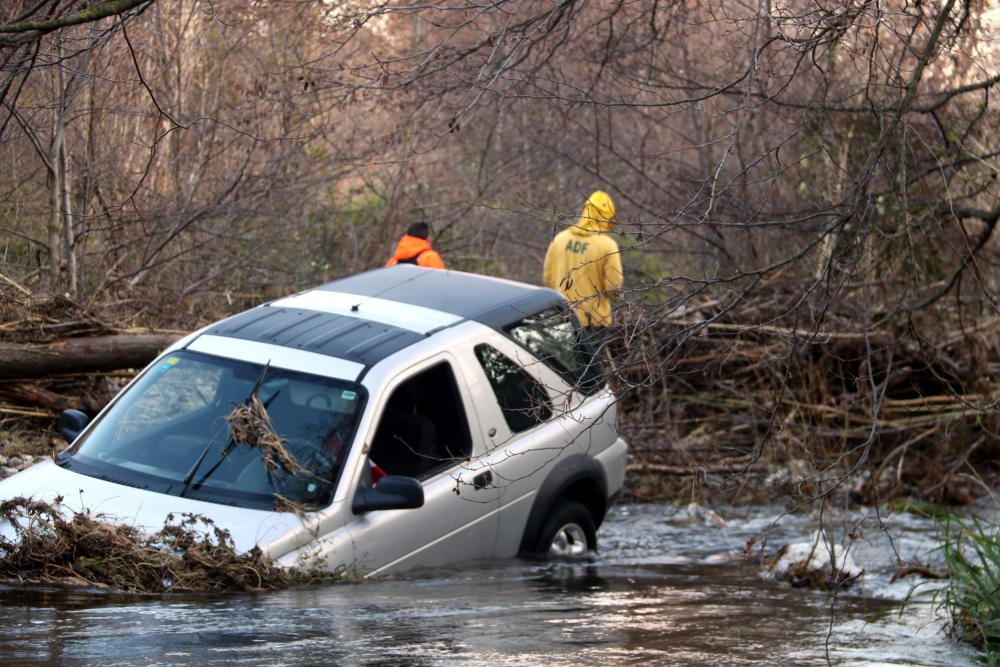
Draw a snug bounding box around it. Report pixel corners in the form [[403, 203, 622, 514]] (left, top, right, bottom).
[[385, 222, 446, 269]]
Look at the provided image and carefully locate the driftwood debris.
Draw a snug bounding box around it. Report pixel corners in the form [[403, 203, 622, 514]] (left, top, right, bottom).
[[0, 382, 104, 413], [0, 334, 179, 380], [890, 562, 949, 583], [0, 497, 339, 592], [627, 462, 765, 476], [615, 297, 1000, 503]]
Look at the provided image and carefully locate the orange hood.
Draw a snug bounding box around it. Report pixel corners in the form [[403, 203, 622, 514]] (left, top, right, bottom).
[[390, 235, 434, 261]]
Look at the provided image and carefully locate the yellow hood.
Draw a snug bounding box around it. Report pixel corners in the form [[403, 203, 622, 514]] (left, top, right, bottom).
[[571, 191, 616, 234]]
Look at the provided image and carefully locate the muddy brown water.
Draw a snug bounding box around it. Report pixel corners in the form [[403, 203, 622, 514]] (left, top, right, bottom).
[[0, 504, 980, 665]]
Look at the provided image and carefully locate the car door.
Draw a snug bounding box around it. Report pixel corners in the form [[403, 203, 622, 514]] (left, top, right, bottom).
[[344, 353, 501, 575], [456, 326, 616, 558]]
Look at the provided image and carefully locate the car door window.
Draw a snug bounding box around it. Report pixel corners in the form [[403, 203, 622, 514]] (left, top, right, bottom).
[[506, 307, 604, 395], [368, 362, 472, 481], [474, 344, 553, 434]]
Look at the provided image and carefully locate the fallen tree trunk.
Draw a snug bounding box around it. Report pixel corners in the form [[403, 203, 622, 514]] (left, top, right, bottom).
[[0, 334, 181, 380], [0, 382, 110, 414]]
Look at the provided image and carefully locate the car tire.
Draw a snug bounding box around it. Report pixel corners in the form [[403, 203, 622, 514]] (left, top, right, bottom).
[[535, 500, 596, 558]]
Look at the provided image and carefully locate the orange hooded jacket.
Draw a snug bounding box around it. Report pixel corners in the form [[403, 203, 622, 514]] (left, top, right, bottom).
[[385, 235, 445, 269]]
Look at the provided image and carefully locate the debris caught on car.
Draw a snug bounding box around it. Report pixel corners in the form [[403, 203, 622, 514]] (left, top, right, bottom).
[[225, 394, 309, 476], [0, 496, 338, 592]]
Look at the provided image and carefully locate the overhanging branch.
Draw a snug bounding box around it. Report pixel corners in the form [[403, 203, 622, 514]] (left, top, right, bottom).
[[0, 0, 154, 47]]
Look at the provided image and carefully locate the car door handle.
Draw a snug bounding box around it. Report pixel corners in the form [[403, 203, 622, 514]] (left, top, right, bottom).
[[473, 470, 492, 490]]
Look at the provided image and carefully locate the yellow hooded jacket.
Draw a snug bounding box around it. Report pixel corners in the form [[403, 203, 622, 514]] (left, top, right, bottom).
[[543, 191, 623, 327]]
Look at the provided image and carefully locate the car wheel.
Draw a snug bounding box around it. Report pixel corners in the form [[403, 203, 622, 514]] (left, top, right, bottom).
[[537, 501, 596, 558]]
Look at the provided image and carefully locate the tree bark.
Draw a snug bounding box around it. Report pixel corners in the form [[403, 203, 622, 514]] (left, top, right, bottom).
[[0, 383, 105, 414], [47, 127, 62, 286], [0, 334, 180, 380], [57, 37, 77, 297]]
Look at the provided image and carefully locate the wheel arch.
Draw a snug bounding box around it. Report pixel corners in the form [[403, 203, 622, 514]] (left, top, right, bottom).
[[517, 453, 608, 555]]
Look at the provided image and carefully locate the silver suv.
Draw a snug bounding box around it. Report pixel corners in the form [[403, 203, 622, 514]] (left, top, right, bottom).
[[0, 267, 628, 576]]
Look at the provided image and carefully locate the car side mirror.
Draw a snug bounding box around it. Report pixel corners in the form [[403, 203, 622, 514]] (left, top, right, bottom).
[[352, 475, 424, 514], [59, 409, 91, 443]]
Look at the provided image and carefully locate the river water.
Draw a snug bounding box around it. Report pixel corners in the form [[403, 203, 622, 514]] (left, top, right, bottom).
[[0, 503, 980, 665]]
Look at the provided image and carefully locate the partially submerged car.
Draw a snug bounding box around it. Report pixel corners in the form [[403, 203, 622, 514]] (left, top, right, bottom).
[[0, 267, 627, 576]]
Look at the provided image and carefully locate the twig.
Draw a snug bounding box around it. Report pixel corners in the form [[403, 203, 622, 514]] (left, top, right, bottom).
[[0, 271, 31, 297], [627, 462, 766, 475], [0, 405, 50, 417]]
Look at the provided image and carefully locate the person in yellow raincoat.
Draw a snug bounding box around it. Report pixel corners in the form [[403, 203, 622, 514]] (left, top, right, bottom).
[[543, 191, 623, 334]]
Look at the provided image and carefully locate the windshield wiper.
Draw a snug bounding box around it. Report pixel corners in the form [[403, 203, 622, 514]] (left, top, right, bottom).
[[178, 361, 273, 498]]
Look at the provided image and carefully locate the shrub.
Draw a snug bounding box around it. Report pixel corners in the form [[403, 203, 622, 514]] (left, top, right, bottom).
[[940, 513, 1000, 663]]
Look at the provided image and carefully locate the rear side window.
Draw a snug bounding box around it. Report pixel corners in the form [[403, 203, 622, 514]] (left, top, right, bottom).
[[506, 308, 604, 395], [474, 344, 552, 434]]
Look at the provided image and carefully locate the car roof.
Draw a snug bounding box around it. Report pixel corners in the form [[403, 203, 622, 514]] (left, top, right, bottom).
[[198, 266, 565, 373]]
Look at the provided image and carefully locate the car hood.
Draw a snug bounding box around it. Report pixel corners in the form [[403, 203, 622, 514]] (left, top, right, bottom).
[[0, 461, 307, 556]]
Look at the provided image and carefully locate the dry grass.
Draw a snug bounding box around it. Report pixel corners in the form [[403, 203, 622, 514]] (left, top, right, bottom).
[[0, 421, 58, 459]]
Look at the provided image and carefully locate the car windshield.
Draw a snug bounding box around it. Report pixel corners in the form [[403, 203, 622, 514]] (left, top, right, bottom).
[[63, 350, 366, 511]]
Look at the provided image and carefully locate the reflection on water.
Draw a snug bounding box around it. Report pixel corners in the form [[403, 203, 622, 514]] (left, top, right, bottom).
[[0, 504, 979, 666]]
